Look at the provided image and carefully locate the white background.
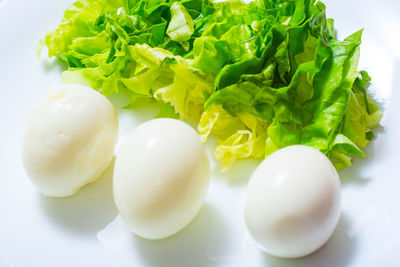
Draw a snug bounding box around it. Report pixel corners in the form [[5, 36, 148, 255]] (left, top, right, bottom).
[[1, 0, 400, 266]]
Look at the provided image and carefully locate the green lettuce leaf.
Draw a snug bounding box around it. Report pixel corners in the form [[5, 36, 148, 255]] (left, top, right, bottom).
[[166, 2, 195, 42], [42, 0, 381, 170], [198, 104, 268, 170]]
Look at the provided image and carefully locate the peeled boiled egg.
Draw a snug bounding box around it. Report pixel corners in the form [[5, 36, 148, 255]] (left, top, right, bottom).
[[22, 84, 118, 197], [245, 145, 341, 258], [113, 118, 210, 240]]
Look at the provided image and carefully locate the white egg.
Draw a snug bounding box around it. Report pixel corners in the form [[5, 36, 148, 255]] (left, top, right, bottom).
[[22, 84, 118, 197], [245, 145, 341, 258], [113, 118, 210, 240]]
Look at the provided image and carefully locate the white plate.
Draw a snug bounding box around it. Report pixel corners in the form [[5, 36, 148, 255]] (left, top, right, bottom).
[[1, 0, 400, 266]]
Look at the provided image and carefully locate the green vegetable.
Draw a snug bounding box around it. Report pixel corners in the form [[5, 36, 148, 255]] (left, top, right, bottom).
[[42, 0, 381, 170], [166, 2, 195, 42]]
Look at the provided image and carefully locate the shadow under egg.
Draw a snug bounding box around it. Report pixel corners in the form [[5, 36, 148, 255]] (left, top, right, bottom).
[[132, 204, 231, 267], [262, 214, 358, 267], [38, 158, 118, 235]]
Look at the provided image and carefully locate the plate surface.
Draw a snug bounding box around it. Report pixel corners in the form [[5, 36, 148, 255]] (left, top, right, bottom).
[[1, 0, 400, 266]]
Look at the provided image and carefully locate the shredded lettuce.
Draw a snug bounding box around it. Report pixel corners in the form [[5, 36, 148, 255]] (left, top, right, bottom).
[[42, 0, 381, 170]]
